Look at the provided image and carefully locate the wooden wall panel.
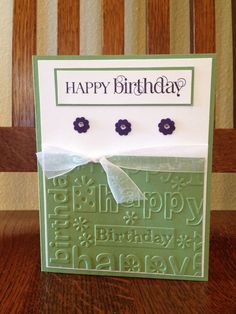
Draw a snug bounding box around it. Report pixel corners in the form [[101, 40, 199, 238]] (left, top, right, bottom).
[[212, 129, 236, 172], [232, 0, 236, 127], [58, 0, 80, 54], [102, 0, 124, 54], [147, 0, 170, 54], [80, 0, 102, 55], [190, 0, 215, 53], [0, 173, 38, 210], [12, 0, 36, 127], [0, 128, 36, 171], [215, 0, 234, 128], [37, 0, 57, 55], [0, 0, 13, 127], [125, 0, 146, 55], [170, 0, 190, 54]]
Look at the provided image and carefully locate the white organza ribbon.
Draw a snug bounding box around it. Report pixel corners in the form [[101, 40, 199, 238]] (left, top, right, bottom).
[[36, 147, 205, 204]]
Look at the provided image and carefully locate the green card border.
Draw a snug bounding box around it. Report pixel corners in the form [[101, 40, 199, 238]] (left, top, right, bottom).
[[204, 55, 216, 280], [54, 67, 194, 106], [33, 53, 216, 281]]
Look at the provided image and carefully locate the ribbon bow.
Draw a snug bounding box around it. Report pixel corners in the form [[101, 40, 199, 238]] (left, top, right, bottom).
[[36, 147, 205, 204]]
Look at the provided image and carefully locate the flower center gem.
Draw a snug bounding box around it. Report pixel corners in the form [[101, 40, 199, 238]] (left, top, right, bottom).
[[164, 124, 170, 129], [78, 122, 84, 127], [120, 124, 126, 130]]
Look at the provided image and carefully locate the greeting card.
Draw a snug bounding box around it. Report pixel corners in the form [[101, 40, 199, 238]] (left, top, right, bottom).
[[33, 55, 215, 281]]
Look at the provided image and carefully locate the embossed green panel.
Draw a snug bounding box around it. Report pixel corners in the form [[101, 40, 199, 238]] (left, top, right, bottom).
[[44, 163, 204, 280]]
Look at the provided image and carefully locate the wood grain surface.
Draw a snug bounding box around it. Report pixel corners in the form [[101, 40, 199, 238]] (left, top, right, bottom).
[[102, 0, 124, 54], [0, 128, 235, 172], [212, 129, 236, 172], [190, 0, 215, 53], [12, 0, 36, 127], [58, 0, 80, 54], [0, 128, 36, 171], [147, 0, 170, 54], [232, 0, 236, 127], [0, 210, 235, 313]]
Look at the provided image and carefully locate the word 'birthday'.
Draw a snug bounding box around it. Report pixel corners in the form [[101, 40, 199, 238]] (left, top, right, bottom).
[[65, 75, 186, 97]]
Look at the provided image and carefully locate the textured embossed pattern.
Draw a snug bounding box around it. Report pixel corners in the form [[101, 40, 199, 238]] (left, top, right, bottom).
[[44, 162, 205, 280]]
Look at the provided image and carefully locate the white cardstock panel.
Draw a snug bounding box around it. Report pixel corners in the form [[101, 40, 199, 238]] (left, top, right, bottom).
[[37, 58, 212, 159]]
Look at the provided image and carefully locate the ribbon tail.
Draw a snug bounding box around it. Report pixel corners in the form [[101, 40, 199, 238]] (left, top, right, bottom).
[[99, 157, 145, 204], [36, 150, 91, 179], [39, 167, 77, 179]]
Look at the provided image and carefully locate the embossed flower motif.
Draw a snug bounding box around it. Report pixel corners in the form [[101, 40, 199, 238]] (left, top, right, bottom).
[[150, 260, 167, 274], [124, 256, 140, 272], [158, 118, 175, 135], [171, 176, 187, 191], [73, 117, 90, 133], [74, 175, 94, 187], [123, 211, 138, 225], [73, 217, 88, 232], [177, 234, 192, 249], [79, 233, 93, 248], [115, 119, 131, 136]]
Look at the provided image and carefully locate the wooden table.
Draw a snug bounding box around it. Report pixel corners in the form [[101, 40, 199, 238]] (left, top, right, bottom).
[[0, 211, 235, 314]]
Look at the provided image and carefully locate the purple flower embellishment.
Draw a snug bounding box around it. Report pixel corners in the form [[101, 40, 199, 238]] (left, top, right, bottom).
[[115, 119, 131, 136], [73, 117, 90, 133], [158, 118, 175, 135]]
